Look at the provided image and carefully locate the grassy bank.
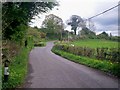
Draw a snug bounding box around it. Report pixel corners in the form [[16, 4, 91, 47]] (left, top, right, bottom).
[[52, 46, 120, 77], [2, 37, 34, 89]]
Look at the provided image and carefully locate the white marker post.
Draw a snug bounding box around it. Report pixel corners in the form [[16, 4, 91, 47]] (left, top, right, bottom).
[[4, 60, 10, 82]]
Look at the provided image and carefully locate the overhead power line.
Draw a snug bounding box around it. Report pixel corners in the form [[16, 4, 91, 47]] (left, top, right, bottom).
[[87, 3, 120, 20]]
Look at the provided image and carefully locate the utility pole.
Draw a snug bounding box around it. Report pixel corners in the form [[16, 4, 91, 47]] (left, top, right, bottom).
[[68, 31, 69, 42], [61, 29, 63, 41]]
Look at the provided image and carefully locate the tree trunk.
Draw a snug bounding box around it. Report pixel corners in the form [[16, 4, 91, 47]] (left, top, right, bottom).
[[74, 28, 77, 35]]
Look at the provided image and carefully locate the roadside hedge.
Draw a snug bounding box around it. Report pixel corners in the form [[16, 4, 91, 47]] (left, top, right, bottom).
[[54, 44, 120, 63], [52, 46, 120, 77]]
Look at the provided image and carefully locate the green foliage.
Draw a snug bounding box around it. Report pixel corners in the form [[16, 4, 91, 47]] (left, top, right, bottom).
[[42, 19, 56, 33], [97, 31, 109, 39], [96, 48, 120, 62], [27, 27, 46, 47], [79, 28, 96, 39], [52, 47, 120, 77], [27, 27, 41, 42], [61, 30, 75, 41], [10, 24, 27, 42], [54, 43, 119, 63], [110, 36, 120, 42], [2, 2, 58, 41], [79, 30, 119, 41], [41, 14, 64, 39], [2, 2, 57, 88], [2, 37, 34, 89]]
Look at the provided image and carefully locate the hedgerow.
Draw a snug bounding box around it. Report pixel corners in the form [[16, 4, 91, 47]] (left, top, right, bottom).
[[52, 46, 120, 77], [54, 44, 120, 63]]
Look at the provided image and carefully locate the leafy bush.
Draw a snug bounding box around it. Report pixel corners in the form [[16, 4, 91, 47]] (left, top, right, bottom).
[[10, 24, 27, 42], [97, 31, 109, 40], [52, 47, 120, 77], [79, 29, 96, 39], [54, 44, 119, 63]]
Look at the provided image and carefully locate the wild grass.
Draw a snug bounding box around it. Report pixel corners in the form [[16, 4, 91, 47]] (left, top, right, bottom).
[[2, 37, 34, 89]]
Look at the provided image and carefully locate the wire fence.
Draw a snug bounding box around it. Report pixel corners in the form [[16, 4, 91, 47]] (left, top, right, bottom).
[[86, 2, 120, 36]]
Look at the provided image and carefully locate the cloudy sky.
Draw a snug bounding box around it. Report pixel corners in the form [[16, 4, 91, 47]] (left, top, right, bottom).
[[30, 0, 119, 36]]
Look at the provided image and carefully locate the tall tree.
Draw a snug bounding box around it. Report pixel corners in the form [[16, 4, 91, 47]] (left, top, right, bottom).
[[2, 2, 58, 41], [41, 14, 64, 39], [66, 15, 86, 35]]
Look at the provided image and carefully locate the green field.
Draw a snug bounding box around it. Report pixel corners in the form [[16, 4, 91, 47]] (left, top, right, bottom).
[[70, 39, 118, 48]]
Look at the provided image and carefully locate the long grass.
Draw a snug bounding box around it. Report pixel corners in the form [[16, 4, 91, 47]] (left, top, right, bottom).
[[2, 37, 34, 89]]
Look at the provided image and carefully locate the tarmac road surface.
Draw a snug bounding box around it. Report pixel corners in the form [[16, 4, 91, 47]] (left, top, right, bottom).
[[23, 41, 119, 88]]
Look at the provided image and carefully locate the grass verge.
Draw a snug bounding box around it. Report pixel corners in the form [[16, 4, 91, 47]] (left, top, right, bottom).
[[52, 46, 120, 78], [2, 37, 34, 89]]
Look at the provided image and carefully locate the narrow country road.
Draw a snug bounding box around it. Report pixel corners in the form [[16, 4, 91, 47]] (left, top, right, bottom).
[[24, 41, 119, 88]]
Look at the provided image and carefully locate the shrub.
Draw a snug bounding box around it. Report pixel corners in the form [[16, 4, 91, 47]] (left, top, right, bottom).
[[52, 47, 120, 77], [54, 44, 120, 63]]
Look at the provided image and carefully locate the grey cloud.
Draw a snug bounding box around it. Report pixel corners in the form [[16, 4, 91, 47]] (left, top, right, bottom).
[[90, 3, 119, 36], [92, 8, 118, 26]]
